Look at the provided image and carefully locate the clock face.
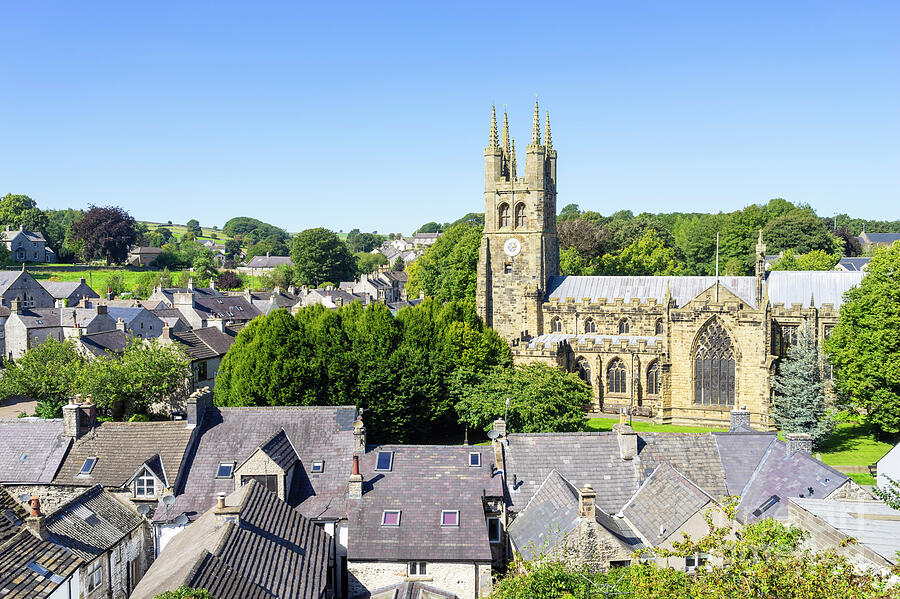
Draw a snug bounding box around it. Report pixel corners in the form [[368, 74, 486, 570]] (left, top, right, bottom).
[[503, 237, 522, 257]]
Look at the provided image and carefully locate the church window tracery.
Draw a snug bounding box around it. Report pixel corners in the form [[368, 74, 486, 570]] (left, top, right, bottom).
[[647, 361, 661, 395], [618, 319, 630, 334], [584, 318, 596, 334], [694, 320, 735, 406], [607, 359, 627, 394], [551, 317, 562, 333], [499, 203, 510, 228], [515, 203, 526, 228]]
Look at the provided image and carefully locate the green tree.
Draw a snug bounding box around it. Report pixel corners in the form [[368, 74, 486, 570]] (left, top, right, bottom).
[[153, 587, 213, 599], [106, 272, 125, 298], [259, 263, 296, 289], [453, 363, 589, 434], [672, 213, 726, 275], [192, 252, 218, 285], [719, 204, 768, 275], [355, 251, 388, 275], [223, 238, 242, 260], [70, 205, 138, 264], [559, 246, 591, 276], [0, 338, 85, 418], [557, 203, 581, 221], [557, 218, 608, 263], [771, 322, 835, 447], [770, 250, 840, 271], [77, 338, 192, 418], [825, 243, 900, 435], [392, 255, 405, 272], [291, 228, 357, 287], [0, 194, 48, 232], [222, 217, 288, 246], [416, 222, 443, 234], [406, 222, 481, 302], [596, 229, 686, 276], [43, 208, 84, 262], [346, 229, 386, 253], [764, 208, 840, 255], [186, 219, 202, 236]]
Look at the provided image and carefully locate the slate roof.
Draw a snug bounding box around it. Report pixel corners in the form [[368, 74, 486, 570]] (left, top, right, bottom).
[[192, 295, 261, 322], [504, 431, 727, 515], [45, 484, 143, 561], [77, 329, 130, 357], [0, 418, 70, 483], [621, 463, 714, 544], [246, 255, 293, 268], [860, 232, 900, 244], [133, 480, 331, 599], [158, 406, 357, 522], [39, 280, 99, 300], [348, 445, 499, 562], [836, 257, 870, 272], [712, 431, 778, 495], [54, 421, 195, 488], [546, 275, 758, 308], [765, 271, 864, 308], [151, 307, 191, 328], [105, 306, 149, 325], [0, 528, 82, 598], [0, 228, 46, 243], [351, 581, 458, 599], [736, 439, 848, 523], [790, 498, 900, 564], [0, 486, 28, 544], [170, 327, 236, 360], [254, 429, 299, 471], [507, 470, 581, 559]]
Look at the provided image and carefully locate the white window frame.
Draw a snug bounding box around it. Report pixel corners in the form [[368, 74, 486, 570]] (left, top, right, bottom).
[[311, 461, 325, 474], [381, 510, 401, 527], [685, 552, 709, 572], [135, 468, 156, 498], [86, 559, 103, 591], [216, 462, 234, 479], [80, 457, 98, 475], [375, 451, 394, 472], [407, 561, 427, 576], [440, 510, 459, 527], [487, 517, 502, 543], [468, 452, 481, 467]]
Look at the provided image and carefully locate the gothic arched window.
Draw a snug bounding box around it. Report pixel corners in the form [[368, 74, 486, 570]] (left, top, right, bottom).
[[655, 319, 663, 335], [647, 361, 661, 395], [694, 320, 735, 405], [499, 203, 510, 228], [576, 357, 591, 387], [584, 318, 596, 334], [515, 203, 526, 228], [551, 317, 562, 333], [607, 359, 627, 394], [618, 319, 630, 334]]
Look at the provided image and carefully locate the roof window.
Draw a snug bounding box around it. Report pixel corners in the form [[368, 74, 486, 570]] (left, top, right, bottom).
[[216, 463, 234, 479], [751, 494, 780, 517], [441, 510, 459, 527], [381, 510, 401, 526], [79, 457, 98, 475], [216, 299, 224, 304], [311, 461, 325, 474], [375, 451, 394, 472], [468, 452, 481, 467]]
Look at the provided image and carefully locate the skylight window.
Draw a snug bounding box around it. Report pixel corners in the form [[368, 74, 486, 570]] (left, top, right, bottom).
[[469, 452, 481, 467], [2, 509, 21, 526], [79, 457, 97, 475], [216, 299, 224, 304], [311, 461, 325, 474], [381, 510, 401, 526], [375, 451, 394, 472], [441, 510, 459, 527], [216, 463, 234, 479], [751, 494, 780, 517], [20, 453, 27, 462]]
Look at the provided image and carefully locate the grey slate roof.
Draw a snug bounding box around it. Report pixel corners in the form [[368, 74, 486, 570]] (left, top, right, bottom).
[[45, 484, 143, 561], [158, 406, 357, 522], [712, 431, 778, 495], [246, 255, 293, 268], [170, 327, 235, 360], [192, 295, 261, 322], [39, 280, 100, 301], [765, 270, 864, 308], [507, 470, 580, 560], [0, 529, 82, 598], [349, 445, 500, 562], [133, 480, 331, 599], [256, 429, 299, 471], [790, 498, 900, 564], [0, 418, 70, 483], [546, 275, 758, 308], [621, 463, 714, 544], [54, 420, 195, 488], [861, 232, 900, 244], [0, 228, 45, 243], [736, 439, 848, 523], [836, 257, 870, 272], [351, 581, 458, 599], [77, 329, 130, 357]]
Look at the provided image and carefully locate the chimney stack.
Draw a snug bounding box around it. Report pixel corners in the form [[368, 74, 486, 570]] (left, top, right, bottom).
[[349, 455, 363, 499], [353, 413, 367, 453], [786, 433, 813, 456], [492, 418, 507, 438], [10, 298, 22, 314], [116, 317, 126, 332], [578, 484, 596, 519], [25, 495, 48, 540], [62, 394, 97, 438], [161, 322, 171, 340], [186, 387, 213, 429], [216, 492, 226, 510], [187, 278, 194, 291], [619, 408, 628, 426], [730, 407, 751, 431], [96, 304, 107, 315], [106, 287, 113, 300], [613, 422, 638, 460], [208, 318, 226, 333]]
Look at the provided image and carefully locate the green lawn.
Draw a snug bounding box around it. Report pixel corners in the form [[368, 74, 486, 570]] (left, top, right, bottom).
[[31, 269, 157, 296], [585, 417, 727, 434], [816, 420, 894, 468]]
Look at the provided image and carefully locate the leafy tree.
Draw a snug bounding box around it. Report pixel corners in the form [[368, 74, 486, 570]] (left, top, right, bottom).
[[245, 236, 290, 259], [222, 217, 288, 246], [406, 222, 482, 302], [43, 208, 84, 262], [718, 204, 768, 275], [259, 263, 296, 289], [186, 219, 202, 236], [557, 218, 608, 263], [71, 205, 138, 264], [192, 252, 218, 285], [77, 338, 191, 417], [0, 194, 48, 232], [146, 226, 174, 248], [770, 250, 840, 271], [764, 208, 840, 255], [416, 222, 443, 234], [223, 238, 243, 260], [604, 215, 676, 254], [153, 587, 213, 599], [291, 228, 357, 287], [833, 226, 863, 257], [345, 229, 386, 253], [825, 242, 900, 435], [596, 230, 686, 276], [765, 197, 796, 219], [453, 363, 589, 434], [447, 212, 484, 228], [392, 255, 405, 272], [0, 338, 84, 418], [106, 272, 125, 298], [557, 203, 581, 221], [559, 246, 592, 276], [215, 270, 244, 290], [131, 269, 174, 298], [771, 322, 835, 447]]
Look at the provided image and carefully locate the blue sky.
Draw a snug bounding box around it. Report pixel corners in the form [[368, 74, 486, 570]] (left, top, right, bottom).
[[1, 1, 897, 234]]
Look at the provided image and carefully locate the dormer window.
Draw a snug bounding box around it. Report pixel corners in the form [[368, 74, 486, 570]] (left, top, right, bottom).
[[375, 451, 394, 472], [441, 510, 459, 527], [381, 510, 401, 526], [311, 461, 325, 474], [135, 468, 156, 497], [216, 463, 234, 479], [79, 457, 98, 475], [468, 452, 481, 467]]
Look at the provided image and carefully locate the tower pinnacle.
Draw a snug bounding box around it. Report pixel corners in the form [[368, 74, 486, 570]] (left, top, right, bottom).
[[510, 138, 517, 180], [501, 111, 510, 156], [544, 111, 552, 150], [489, 106, 499, 149], [531, 99, 541, 146]]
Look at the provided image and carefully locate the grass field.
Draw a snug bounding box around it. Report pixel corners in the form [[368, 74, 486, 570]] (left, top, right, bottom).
[[585, 416, 726, 434], [30, 269, 158, 296]]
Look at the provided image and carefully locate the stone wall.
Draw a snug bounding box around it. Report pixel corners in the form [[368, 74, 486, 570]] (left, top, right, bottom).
[[543, 518, 633, 571], [4, 483, 91, 514], [347, 560, 492, 599]]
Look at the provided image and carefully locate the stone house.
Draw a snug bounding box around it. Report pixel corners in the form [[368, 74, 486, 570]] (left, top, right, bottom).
[[127, 246, 164, 267], [106, 306, 165, 339], [242, 253, 293, 277], [4, 303, 117, 359], [167, 288, 260, 329], [40, 277, 101, 307], [0, 270, 55, 310], [146, 280, 224, 308], [164, 323, 239, 391], [856, 232, 900, 252], [412, 232, 441, 248], [475, 103, 863, 429], [346, 445, 500, 599], [132, 479, 331, 599], [1, 225, 51, 262], [237, 285, 305, 314]]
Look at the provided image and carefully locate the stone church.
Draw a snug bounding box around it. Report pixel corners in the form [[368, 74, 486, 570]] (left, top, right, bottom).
[[476, 102, 864, 429]]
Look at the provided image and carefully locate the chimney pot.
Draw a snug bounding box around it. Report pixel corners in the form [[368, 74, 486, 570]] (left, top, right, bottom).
[[353, 415, 367, 453], [216, 492, 226, 510], [349, 455, 363, 499], [578, 484, 596, 518], [613, 422, 638, 460], [29, 495, 42, 517]]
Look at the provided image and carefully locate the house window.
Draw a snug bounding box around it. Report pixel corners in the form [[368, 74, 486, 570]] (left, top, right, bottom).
[[655, 319, 663, 335], [685, 552, 709, 572], [80, 457, 98, 475], [216, 463, 234, 478], [618, 319, 630, 334], [584, 318, 596, 334], [135, 468, 156, 497], [441, 510, 459, 527], [647, 361, 661, 395], [610, 560, 631, 569], [694, 320, 736, 406], [85, 559, 103, 591], [375, 451, 394, 472], [197, 361, 208, 381], [607, 359, 627, 394], [468, 453, 481, 467], [498, 203, 510, 228], [514, 203, 526, 228], [241, 474, 277, 494], [408, 561, 427, 576], [551, 317, 562, 333], [382, 510, 401, 526], [311, 461, 325, 473], [487, 517, 502, 543]]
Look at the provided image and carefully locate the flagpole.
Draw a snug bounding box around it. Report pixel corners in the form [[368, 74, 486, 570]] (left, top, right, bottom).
[[715, 233, 720, 302]]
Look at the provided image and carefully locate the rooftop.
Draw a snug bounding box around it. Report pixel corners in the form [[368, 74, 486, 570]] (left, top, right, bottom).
[[0, 418, 70, 483]]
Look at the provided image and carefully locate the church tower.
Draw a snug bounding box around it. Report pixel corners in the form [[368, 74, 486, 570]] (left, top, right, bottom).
[[476, 102, 559, 341]]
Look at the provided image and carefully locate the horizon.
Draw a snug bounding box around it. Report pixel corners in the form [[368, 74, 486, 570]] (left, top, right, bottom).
[[2, 1, 898, 234]]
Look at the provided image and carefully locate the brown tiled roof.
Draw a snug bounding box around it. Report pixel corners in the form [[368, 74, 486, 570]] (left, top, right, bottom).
[[0, 486, 28, 544], [0, 529, 82, 598], [54, 421, 195, 488]]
